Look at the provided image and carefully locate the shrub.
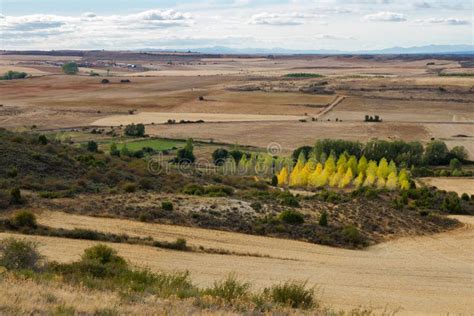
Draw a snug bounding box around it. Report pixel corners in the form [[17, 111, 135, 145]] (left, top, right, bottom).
[[38, 134, 49, 145], [0, 191, 9, 209], [161, 201, 173, 211], [124, 123, 145, 137], [441, 192, 463, 213], [1, 71, 28, 80], [212, 148, 229, 165], [174, 138, 195, 163], [123, 183, 137, 193], [268, 281, 315, 309], [87, 141, 98, 152], [10, 188, 23, 205], [62, 62, 79, 75], [78, 244, 128, 278], [0, 238, 42, 270], [205, 274, 250, 302], [449, 158, 462, 171], [280, 192, 300, 207], [342, 225, 362, 245], [12, 211, 37, 228], [279, 210, 304, 225], [182, 184, 204, 195], [461, 193, 470, 201], [318, 211, 328, 227], [424, 140, 449, 165], [271, 175, 278, 186], [7, 166, 18, 178]]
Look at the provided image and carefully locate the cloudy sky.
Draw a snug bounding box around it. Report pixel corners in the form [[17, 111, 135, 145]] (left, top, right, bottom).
[[1, 0, 472, 51]]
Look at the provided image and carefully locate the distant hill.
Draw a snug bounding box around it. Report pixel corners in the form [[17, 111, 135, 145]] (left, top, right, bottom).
[[141, 44, 473, 55]]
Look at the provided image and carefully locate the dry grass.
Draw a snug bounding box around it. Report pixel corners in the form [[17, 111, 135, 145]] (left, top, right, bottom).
[[0, 273, 239, 315], [2, 211, 473, 314]]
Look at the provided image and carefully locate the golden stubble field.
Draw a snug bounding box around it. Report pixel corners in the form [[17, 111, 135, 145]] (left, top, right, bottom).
[[1, 210, 472, 314]]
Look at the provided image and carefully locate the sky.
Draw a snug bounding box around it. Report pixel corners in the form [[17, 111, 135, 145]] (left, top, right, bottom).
[[1, 0, 473, 51]]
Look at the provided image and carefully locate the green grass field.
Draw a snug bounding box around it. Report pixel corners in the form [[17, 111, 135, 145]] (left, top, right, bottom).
[[115, 139, 185, 151]]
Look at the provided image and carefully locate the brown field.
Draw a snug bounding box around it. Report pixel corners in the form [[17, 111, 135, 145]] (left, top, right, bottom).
[[1, 53, 472, 156], [1, 211, 473, 314], [421, 177, 474, 196]]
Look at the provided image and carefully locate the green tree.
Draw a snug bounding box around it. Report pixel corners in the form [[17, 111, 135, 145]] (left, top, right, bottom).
[[62, 62, 79, 75], [449, 158, 462, 171], [319, 211, 328, 227], [87, 141, 98, 152], [424, 140, 449, 165], [175, 138, 195, 163], [449, 146, 468, 162], [124, 123, 145, 137]]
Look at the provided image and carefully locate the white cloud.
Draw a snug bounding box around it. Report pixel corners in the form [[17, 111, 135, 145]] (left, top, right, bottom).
[[248, 12, 324, 26], [363, 11, 406, 22], [82, 12, 96, 18], [314, 34, 356, 40], [419, 17, 470, 25]]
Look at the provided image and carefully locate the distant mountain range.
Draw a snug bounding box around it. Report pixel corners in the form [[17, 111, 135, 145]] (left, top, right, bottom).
[[141, 44, 473, 55]]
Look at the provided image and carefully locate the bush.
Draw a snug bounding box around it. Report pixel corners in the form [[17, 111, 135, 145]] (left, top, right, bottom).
[[280, 192, 300, 207], [62, 62, 79, 75], [0, 71, 28, 80], [124, 123, 145, 137], [123, 183, 137, 193], [161, 201, 173, 211], [342, 225, 362, 245], [6, 166, 18, 178], [271, 175, 278, 186], [205, 274, 250, 302], [268, 281, 315, 309], [182, 184, 204, 195], [318, 211, 328, 227], [38, 134, 49, 145], [87, 141, 98, 152], [278, 210, 304, 225], [10, 188, 23, 205], [0, 238, 42, 270], [441, 192, 463, 214], [449, 158, 462, 171], [212, 148, 229, 165], [13, 211, 37, 228], [424, 140, 449, 165], [78, 244, 128, 278], [461, 193, 470, 201]]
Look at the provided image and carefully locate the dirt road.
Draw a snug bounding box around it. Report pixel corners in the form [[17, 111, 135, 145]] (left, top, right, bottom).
[[2, 211, 473, 314]]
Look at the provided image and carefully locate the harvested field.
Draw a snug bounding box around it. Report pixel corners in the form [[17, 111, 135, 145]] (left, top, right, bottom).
[[92, 112, 307, 126], [421, 177, 474, 196], [147, 121, 431, 153], [323, 96, 474, 122], [2, 212, 473, 314]]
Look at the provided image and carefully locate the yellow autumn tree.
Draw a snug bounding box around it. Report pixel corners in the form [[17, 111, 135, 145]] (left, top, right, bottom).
[[353, 171, 364, 188], [386, 171, 398, 190], [376, 177, 386, 189], [377, 158, 390, 179], [399, 168, 410, 190], [339, 168, 353, 188], [307, 163, 323, 187], [277, 167, 289, 186], [347, 155, 358, 175], [336, 154, 347, 172], [357, 155, 368, 174], [363, 172, 376, 187], [324, 155, 336, 175]]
